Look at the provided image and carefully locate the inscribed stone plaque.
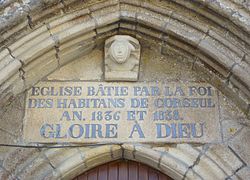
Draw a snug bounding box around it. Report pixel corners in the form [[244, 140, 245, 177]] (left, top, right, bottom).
[[24, 81, 220, 143]]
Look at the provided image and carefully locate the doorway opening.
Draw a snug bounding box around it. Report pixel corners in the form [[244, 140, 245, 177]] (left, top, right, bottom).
[[73, 160, 173, 180]]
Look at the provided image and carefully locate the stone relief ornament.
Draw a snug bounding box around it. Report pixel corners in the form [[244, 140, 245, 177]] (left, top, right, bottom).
[[104, 35, 141, 81]]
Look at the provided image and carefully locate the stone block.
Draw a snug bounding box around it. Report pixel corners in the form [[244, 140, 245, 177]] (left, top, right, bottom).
[[58, 31, 96, 51], [0, 129, 17, 145], [229, 75, 250, 99], [171, 12, 208, 33], [221, 120, 244, 142], [204, 144, 243, 176], [58, 39, 95, 66], [231, 61, 250, 90], [9, 25, 49, 52], [0, 146, 12, 165], [219, 93, 246, 121], [208, 30, 245, 59], [89, 0, 119, 12], [44, 148, 80, 168], [159, 153, 188, 180], [93, 12, 120, 28], [0, 167, 15, 180], [83, 145, 119, 168], [137, 11, 168, 32], [170, 144, 201, 167], [49, 15, 95, 44], [245, 54, 250, 65], [122, 144, 135, 160], [134, 145, 161, 170], [54, 150, 84, 176], [0, 48, 13, 70], [0, 59, 22, 85], [232, 166, 250, 180], [141, 2, 172, 17], [119, 22, 136, 31], [229, 128, 250, 165], [0, 93, 25, 137], [120, 4, 137, 21], [136, 25, 162, 39], [196, 52, 230, 78], [48, 48, 103, 81], [53, 145, 121, 179], [166, 18, 205, 47], [120, 0, 140, 6], [0, 72, 25, 102], [17, 37, 55, 65], [198, 36, 240, 70], [23, 49, 58, 87], [16, 154, 55, 180], [193, 155, 227, 179], [96, 23, 119, 35], [3, 148, 40, 175]]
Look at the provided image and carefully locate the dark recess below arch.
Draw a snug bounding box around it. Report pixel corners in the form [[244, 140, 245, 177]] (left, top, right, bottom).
[[73, 160, 173, 180]]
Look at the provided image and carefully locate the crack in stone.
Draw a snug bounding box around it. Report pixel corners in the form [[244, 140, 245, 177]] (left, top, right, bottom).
[[225, 164, 245, 180], [42, 151, 56, 170], [182, 144, 210, 180], [27, 14, 33, 29], [228, 146, 247, 167], [4, 46, 25, 81], [225, 62, 238, 86], [120, 144, 125, 159], [110, 146, 114, 159], [132, 145, 136, 159], [240, 54, 246, 63], [157, 151, 165, 169], [46, 23, 61, 67]]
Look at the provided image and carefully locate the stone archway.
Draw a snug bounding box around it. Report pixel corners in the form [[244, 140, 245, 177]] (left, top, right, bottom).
[[0, 144, 246, 179], [0, 1, 249, 180]]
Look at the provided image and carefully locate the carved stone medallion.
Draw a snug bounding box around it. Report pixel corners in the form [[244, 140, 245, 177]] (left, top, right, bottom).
[[104, 35, 140, 81]]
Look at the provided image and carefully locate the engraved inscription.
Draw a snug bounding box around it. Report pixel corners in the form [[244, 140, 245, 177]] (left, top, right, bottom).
[[24, 81, 220, 143]]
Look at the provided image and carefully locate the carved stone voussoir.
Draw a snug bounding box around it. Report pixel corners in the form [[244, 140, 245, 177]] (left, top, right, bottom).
[[104, 35, 141, 81]]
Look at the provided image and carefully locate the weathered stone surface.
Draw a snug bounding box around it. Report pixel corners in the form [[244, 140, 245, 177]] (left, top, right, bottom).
[[229, 128, 250, 165], [204, 144, 243, 176], [58, 39, 96, 66], [232, 61, 250, 90], [0, 59, 21, 85], [0, 1, 249, 180], [232, 166, 250, 180], [0, 166, 15, 180], [0, 93, 24, 137], [0, 129, 17, 145], [219, 93, 246, 121], [44, 148, 80, 168], [16, 154, 55, 180], [198, 36, 241, 70], [3, 148, 40, 175], [24, 81, 220, 143], [221, 120, 244, 142], [48, 48, 103, 81], [23, 49, 58, 88]]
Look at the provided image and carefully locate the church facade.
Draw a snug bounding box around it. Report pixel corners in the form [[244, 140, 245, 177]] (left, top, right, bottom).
[[0, 0, 250, 179]]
